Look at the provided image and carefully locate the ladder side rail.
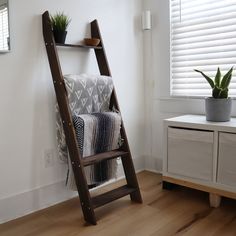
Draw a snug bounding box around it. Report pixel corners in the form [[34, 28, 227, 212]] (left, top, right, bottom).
[[91, 20, 142, 203], [42, 11, 96, 224]]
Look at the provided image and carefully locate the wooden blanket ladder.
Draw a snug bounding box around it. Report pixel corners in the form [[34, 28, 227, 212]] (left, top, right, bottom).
[[42, 11, 142, 225]]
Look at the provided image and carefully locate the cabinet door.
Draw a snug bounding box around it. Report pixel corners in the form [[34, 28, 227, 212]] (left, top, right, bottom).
[[218, 132, 236, 187], [168, 127, 213, 181]]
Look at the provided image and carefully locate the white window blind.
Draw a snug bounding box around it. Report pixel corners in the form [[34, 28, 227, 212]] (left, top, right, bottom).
[[170, 0, 236, 97], [0, 4, 9, 51]]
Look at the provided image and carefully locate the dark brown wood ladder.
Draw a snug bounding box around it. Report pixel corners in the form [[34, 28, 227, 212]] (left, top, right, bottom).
[[42, 11, 142, 225]]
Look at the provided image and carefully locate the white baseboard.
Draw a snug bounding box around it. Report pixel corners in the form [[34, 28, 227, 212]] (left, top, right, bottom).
[[0, 180, 78, 224], [0, 156, 144, 224]]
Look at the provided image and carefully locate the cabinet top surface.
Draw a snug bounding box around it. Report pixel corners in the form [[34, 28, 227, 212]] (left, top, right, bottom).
[[165, 115, 236, 129]]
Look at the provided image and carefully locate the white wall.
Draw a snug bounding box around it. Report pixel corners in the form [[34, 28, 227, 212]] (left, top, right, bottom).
[[0, 0, 145, 223], [143, 0, 236, 172]]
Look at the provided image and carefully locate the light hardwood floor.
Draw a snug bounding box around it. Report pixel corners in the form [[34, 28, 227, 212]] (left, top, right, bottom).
[[1, 171, 236, 236]]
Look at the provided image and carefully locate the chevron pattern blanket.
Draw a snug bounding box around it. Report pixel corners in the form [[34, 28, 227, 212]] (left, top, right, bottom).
[[56, 74, 120, 189]]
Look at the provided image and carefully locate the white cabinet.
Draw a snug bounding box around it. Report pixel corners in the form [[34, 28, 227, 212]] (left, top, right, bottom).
[[163, 115, 236, 207]]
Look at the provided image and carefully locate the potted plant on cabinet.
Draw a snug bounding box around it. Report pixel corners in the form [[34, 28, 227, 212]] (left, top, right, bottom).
[[50, 12, 71, 44], [194, 67, 234, 122]]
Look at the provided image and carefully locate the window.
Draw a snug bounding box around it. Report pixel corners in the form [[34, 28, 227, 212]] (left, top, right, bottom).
[[170, 0, 236, 97], [0, 4, 9, 51]]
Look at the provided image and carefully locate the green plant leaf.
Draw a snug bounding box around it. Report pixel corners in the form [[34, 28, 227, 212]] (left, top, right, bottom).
[[220, 67, 233, 89], [50, 12, 71, 31], [194, 69, 214, 88], [212, 86, 221, 98], [214, 67, 221, 87], [218, 88, 228, 98]]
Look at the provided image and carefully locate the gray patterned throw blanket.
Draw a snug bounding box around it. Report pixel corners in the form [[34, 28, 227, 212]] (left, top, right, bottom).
[[56, 74, 121, 190]]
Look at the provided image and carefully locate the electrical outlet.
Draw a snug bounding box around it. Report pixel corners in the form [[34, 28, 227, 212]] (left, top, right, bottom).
[[44, 149, 55, 168], [117, 157, 122, 164]]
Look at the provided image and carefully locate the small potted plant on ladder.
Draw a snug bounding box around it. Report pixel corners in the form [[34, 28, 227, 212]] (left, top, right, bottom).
[[50, 12, 71, 44], [195, 67, 234, 122]]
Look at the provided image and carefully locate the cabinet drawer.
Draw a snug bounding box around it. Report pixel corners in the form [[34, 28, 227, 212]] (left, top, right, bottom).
[[218, 132, 236, 187], [167, 127, 213, 181]]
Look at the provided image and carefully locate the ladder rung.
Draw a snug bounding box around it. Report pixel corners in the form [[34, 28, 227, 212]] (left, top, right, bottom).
[[56, 43, 102, 50], [83, 150, 129, 166], [92, 185, 137, 209]]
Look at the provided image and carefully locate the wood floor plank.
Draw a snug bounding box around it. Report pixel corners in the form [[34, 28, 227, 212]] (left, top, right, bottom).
[[150, 195, 211, 236], [213, 217, 236, 236], [180, 202, 236, 236], [1, 171, 236, 236]]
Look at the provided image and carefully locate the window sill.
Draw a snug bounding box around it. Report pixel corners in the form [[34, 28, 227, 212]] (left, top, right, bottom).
[[156, 96, 205, 101], [156, 96, 236, 101]]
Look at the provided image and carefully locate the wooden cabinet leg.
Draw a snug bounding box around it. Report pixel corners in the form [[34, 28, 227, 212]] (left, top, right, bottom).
[[209, 193, 221, 208]]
